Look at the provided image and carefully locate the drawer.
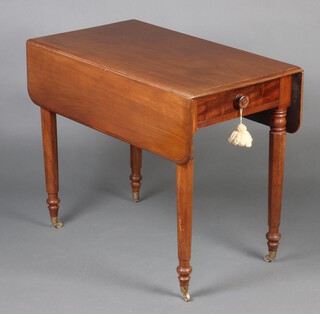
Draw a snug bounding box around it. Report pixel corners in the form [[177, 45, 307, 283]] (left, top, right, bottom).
[[196, 79, 280, 128]]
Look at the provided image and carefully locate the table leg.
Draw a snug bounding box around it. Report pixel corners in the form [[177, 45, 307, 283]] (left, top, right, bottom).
[[265, 108, 287, 262], [129, 145, 142, 202], [176, 159, 193, 301], [41, 108, 63, 229]]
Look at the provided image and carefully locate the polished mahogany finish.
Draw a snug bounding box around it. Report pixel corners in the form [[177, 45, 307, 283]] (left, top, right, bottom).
[[27, 20, 303, 163], [41, 109, 60, 217], [130, 145, 142, 202], [197, 79, 280, 127], [27, 20, 303, 300], [176, 160, 193, 293], [267, 108, 287, 253]]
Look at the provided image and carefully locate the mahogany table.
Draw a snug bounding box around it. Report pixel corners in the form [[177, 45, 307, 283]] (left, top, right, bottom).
[[27, 20, 303, 301]]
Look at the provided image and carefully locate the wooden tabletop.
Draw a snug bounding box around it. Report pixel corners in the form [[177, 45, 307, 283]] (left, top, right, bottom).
[[27, 20, 303, 163], [30, 19, 301, 99]]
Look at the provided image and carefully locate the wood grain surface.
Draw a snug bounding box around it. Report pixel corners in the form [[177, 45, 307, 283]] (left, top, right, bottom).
[[28, 20, 301, 98], [27, 20, 303, 165]]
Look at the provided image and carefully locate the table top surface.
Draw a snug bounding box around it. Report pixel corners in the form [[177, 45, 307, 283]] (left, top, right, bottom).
[[30, 19, 301, 99]]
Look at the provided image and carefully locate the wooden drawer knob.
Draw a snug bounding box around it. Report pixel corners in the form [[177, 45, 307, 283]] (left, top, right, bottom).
[[234, 94, 249, 109]]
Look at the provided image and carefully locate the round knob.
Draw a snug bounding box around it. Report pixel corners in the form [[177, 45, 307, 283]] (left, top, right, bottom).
[[234, 94, 249, 109]]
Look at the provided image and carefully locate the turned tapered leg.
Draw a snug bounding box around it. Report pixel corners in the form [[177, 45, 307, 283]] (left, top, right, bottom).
[[129, 145, 142, 202], [264, 108, 287, 262], [41, 108, 63, 228], [176, 159, 193, 301]]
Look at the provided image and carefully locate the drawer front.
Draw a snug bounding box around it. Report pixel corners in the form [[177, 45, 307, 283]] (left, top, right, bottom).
[[197, 79, 280, 128]]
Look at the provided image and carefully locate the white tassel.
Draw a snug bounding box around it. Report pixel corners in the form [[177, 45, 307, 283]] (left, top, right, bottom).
[[228, 108, 253, 147]]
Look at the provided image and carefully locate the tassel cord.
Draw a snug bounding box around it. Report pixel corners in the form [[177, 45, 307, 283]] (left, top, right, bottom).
[[228, 107, 253, 147]]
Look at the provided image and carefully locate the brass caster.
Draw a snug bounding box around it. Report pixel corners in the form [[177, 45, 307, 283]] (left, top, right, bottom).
[[51, 217, 63, 229], [264, 251, 276, 263], [133, 192, 139, 202], [180, 286, 191, 302]]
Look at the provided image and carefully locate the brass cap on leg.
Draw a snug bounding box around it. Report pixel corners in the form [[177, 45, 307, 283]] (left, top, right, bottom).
[[133, 192, 139, 202], [51, 217, 63, 229], [264, 251, 276, 262], [180, 286, 191, 302]]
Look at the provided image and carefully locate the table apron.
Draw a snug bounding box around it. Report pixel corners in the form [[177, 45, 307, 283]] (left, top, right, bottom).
[[196, 79, 280, 128]]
